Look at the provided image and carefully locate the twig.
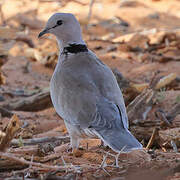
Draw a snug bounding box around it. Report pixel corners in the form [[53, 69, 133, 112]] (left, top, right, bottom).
[[101, 167, 111, 176], [166, 103, 180, 123], [1, 88, 52, 111], [24, 155, 34, 178], [0, 152, 73, 171], [170, 140, 178, 153], [11, 136, 69, 146], [149, 71, 161, 89], [155, 109, 171, 127], [61, 156, 66, 166], [88, 37, 120, 44], [87, 0, 95, 23], [97, 147, 126, 177], [101, 146, 126, 168], [127, 89, 154, 122], [146, 128, 159, 150], [100, 154, 110, 176], [100, 153, 108, 168], [115, 146, 126, 167]]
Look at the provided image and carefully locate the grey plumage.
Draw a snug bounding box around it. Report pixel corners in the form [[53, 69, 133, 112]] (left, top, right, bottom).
[[38, 13, 142, 152]]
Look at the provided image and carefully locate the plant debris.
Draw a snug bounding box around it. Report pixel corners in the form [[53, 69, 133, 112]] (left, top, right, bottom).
[[0, 0, 180, 179]]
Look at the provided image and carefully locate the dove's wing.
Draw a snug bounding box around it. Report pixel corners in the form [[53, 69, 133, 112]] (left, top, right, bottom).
[[51, 51, 128, 128], [89, 97, 142, 152]]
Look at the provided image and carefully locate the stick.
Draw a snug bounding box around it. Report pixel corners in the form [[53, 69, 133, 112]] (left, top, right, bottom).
[[127, 89, 154, 122], [0, 152, 72, 171], [155, 109, 171, 127], [87, 0, 95, 23], [146, 128, 159, 150], [166, 103, 180, 123], [2, 88, 52, 111], [170, 140, 178, 153], [0, 158, 28, 171], [11, 136, 70, 146]]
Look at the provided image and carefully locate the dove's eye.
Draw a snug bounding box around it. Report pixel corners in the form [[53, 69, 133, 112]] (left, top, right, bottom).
[[57, 20, 63, 25]]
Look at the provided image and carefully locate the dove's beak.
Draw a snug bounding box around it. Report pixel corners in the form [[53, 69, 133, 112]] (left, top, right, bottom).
[[38, 28, 49, 38]]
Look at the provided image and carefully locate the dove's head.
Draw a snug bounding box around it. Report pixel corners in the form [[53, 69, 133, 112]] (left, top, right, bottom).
[[38, 13, 85, 47]]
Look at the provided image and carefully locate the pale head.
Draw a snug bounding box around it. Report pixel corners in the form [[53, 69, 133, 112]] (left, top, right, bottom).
[[38, 13, 85, 48]]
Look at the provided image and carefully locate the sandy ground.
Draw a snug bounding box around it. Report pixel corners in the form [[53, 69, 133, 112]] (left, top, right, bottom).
[[0, 0, 180, 179]]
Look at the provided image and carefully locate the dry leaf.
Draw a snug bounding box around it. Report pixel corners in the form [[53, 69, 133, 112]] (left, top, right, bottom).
[[112, 33, 136, 43], [25, 48, 43, 62], [101, 33, 115, 41], [0, 114, 21, 152], [130, 83, 149, 93], [155, 73, 177, 90]]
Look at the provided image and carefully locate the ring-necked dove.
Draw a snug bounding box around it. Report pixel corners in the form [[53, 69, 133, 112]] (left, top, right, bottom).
[[38, 13, 142, 152]]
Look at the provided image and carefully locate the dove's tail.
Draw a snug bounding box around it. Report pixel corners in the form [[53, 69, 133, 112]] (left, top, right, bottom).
[[94, 128, 142, 152]]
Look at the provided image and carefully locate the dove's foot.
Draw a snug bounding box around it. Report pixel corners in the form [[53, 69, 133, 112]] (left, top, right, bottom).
[[98, 140, 110, 150], [66, 144, 84, 157]]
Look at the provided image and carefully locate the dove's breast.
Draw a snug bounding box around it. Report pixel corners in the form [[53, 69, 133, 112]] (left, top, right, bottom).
[[50, 52, 98, 126]]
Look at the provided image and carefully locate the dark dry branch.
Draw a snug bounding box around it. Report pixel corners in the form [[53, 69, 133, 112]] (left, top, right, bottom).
[[0, 158, 28, 171], [0, 152, 71, 171], [0, 107, 13, 118], [127, 89, 155, 123], [155, 109, 172, 127], [1, 88, 52, 111], [9, 146, 65, 162]]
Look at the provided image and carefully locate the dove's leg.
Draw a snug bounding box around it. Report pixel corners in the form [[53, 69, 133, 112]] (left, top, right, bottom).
[[68, 131, 83, 157], [64, 121, 80, 154], [70, 135, 80, 150]]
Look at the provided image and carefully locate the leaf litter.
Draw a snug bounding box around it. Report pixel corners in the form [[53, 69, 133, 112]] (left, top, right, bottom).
[[0, 0, 180, 179]]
